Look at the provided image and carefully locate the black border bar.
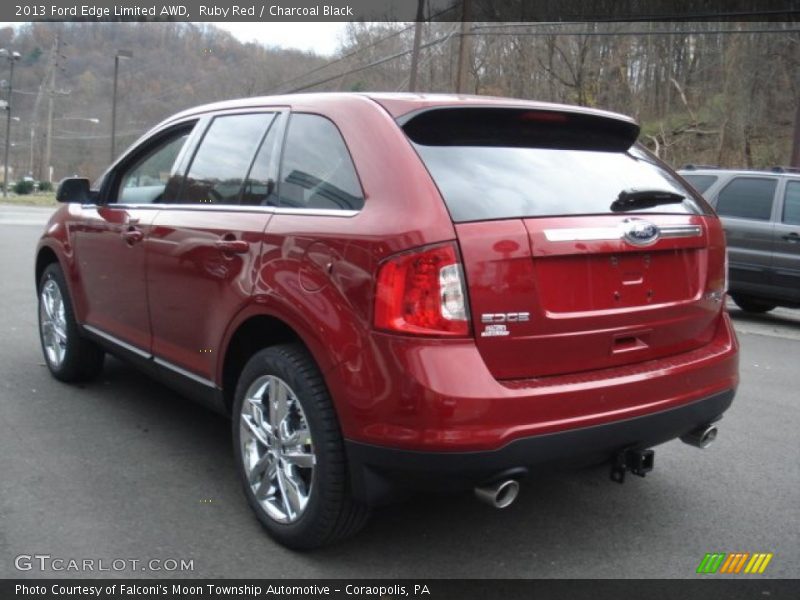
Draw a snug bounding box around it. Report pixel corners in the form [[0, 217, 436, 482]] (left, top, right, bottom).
[[3, 0, 799, 23]]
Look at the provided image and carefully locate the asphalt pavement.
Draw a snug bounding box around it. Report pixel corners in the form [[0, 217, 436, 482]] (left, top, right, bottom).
[[1, 204, 798, 579]]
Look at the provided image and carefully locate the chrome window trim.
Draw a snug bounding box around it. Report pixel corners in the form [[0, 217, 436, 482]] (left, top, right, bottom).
[[81, 203, 359, 218], [83, 324, 218, 388], [544, 224, 702, 242]]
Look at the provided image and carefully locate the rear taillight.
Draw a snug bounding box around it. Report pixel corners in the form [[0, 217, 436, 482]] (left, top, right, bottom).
[[374, 242, 471, 336]]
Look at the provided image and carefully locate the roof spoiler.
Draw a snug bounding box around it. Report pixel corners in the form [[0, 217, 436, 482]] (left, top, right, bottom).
[[401, 107, 640, 152]]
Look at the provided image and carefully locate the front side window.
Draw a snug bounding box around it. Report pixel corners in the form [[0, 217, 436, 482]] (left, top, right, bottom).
[[783, 181, 800, 225], [715, 177, 777, 221], [178, 113, 274, 205], [277, 114, 364, 211], [118, 129, 192, 204]]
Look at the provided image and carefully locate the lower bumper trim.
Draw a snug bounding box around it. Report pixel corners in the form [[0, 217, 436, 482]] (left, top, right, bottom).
[[345, 388, 734, 505]]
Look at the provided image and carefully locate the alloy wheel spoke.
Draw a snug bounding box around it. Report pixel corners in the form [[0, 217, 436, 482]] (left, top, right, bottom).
[[281, 426, 311, 447], [241, 415, 269, 447], [248, 451, 274, 485], [280, 466, 307, 517], [268, 380, 290, 432], [275, 465, 295, 520], [247, 395, 271, 436], [282, 450, 315, 469], [255, 472, 275, 501]]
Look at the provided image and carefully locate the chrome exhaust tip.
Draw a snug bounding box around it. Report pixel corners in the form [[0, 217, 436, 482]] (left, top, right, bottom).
[[681, 424, 718, 449], [474, 479, 520, 509]]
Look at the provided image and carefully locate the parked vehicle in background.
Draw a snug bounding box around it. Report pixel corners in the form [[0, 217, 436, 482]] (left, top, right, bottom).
[[680, 166, 800, 313], [36, 94, 738, 549]]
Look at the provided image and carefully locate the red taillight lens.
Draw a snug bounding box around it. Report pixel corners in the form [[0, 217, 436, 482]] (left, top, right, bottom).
[[374, 243, 471, 337]]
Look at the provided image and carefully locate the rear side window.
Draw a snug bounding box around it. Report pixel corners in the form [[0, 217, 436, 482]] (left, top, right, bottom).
[[405, 108, 702, 223], [179, 113, 274, 205], [715, 177, 777, 221], [682, 174, 718, 194], [784, 181, 800, 225], [277, 114, 364, 211]]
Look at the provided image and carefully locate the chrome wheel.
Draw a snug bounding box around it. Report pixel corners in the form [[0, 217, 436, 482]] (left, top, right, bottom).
[[39, 279, 68, 368], [240, 375, 316, 524]]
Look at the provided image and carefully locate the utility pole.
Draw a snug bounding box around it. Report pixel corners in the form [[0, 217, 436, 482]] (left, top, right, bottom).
[[408, 0, 426, 92], [791, 98, 800, 169], [111, 50, 133, 162], [455, 0, 472, 94], [41, 35, 68, 183], [1, 48, 21, 197]]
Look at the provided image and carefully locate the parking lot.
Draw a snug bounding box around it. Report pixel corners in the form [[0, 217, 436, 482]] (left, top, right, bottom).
[[1, 204, 798, 579]]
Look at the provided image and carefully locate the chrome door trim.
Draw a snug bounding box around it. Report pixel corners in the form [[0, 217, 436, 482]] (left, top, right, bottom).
[[83, 324, 151, 359], [153, 357, 217, 388], [82, 324, 218, 388]]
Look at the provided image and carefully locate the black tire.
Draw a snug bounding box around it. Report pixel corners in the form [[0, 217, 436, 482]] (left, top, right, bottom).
[[232, 344, 369, 550], [730, 294, 776, 314], [37, 263, 105, 382]]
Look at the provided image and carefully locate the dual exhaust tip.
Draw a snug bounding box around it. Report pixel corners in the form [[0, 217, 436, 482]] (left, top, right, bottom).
[[681, 424, 719, 449], [474, 479, 520, 509], [473, 423, 718, 508]]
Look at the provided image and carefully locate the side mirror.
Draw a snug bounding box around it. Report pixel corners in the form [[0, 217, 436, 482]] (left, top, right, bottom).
[[56, 177, 93, 204]]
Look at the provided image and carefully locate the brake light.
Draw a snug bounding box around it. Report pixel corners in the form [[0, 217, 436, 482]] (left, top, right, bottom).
[[374, 243, 471, 336]]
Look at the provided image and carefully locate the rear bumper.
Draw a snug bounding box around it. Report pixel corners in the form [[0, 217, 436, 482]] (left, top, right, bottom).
[[346, 388, 734, 505]]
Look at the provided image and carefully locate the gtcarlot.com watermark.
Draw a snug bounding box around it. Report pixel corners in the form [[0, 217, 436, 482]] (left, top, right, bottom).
[[14, 554, 194, 573]]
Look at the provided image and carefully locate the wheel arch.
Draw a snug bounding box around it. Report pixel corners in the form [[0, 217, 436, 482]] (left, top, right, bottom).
[[219, 312, 330, 415]]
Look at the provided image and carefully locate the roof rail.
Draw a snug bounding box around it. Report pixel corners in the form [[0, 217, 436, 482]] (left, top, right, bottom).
[[681, 164, 719, 170], [771, 166, 800, 173]]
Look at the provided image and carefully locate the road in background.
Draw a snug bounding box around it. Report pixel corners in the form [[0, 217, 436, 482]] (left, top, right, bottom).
[[1, 204, 798, 578]]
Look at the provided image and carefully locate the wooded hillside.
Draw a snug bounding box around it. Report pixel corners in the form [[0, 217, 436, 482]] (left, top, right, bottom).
[[0, 21, 796, 182]]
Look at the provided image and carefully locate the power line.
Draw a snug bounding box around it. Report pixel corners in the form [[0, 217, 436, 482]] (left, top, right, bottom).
[[286, 31, 458, 94]]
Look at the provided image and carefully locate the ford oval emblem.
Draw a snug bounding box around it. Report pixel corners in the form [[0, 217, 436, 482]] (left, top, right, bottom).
[[621, 219, 660, 246]]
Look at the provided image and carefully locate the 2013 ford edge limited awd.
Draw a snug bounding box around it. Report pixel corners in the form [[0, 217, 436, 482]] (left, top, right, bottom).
[[36, 93, 739, 549]]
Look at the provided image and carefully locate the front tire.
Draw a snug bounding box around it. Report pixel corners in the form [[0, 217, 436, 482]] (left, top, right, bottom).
[[38, 263, 104, 382], [232, 344, 369, 550]]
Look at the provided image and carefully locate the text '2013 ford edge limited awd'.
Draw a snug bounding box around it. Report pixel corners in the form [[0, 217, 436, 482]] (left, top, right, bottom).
[[36, 93, 739, 549]]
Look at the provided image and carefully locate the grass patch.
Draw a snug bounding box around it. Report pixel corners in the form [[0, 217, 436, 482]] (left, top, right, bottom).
[[0, 192, 57, 206]]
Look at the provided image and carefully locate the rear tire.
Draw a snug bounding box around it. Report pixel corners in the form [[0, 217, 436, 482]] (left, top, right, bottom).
[[38, 263, 105, 382], [730, 294, 776, 314], [232, 344, 369, 550]]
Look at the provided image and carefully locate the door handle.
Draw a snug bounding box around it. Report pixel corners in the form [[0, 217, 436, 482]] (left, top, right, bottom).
[[121, 227, 144, 244], [214, 239, 250, 254], [781, 232, 799, 242]]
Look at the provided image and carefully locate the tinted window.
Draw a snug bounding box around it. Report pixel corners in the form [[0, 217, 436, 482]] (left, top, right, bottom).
[[682, 174, 718, 194], [179, 113, 274, 205], [118, 130, 191, 204], [277, 114, 364, 211], [715, 177, 777, 221], [414, 144, 700, 222], [784, 181, 800, 225], [240, 116, 284, 206]]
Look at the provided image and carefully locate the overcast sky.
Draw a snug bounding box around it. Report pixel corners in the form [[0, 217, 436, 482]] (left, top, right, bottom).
[[209, 22, 350, 55], [1, 22, 351, 56]]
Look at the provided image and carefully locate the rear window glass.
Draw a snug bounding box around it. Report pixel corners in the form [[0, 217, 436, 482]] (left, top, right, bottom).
[[682, 174, 718, 194], [405, 109, 703, 223], [715, 177, 776, 221]]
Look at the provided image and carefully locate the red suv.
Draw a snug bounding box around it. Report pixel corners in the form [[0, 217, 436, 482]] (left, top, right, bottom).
[[37, 93, 738, 549]]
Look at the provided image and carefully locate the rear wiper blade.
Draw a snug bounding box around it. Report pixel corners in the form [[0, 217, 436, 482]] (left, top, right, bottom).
[[611, 188, 685, 212]]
